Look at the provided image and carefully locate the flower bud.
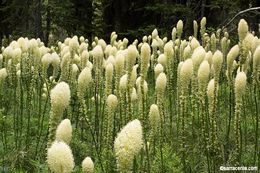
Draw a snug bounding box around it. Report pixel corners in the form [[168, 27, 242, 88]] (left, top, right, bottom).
[[56, 119, 72, 144], [78, 67, 92, 96], [131, 87, 138, 101], [50, 82, 71, 115], [107, 94, 118, 111], [155, 72, 167, 93], [190, 37, 200, 50], [198, 61, 210, 88], [212, 50, 223, 77], [235, 71, 247, 99], [227, 45, 239, 78], [42, 53, 52, 68], [119, 74, 128, 91], [82, 157, 94, 173], [253, 45, 260, 73], [157, 54, 167, 67], [126, 45, 138, 72], [207, 79, 215, 102], [176, 20, 183, 38], [238, 19, 248, 41], [51, 52, 60, 67], [149, 104, 160, 129], [69, 36, 79, 52], [183, 45, 191, 60], [154, 63, 164, 79], [180, 59, 193, 88], [0, 68, 7, 82], [152, 29, 158, 39], [191, 46, 206, 71]]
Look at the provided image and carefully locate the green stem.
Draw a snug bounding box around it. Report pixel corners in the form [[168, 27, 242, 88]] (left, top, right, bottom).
[[254, 84, 259, 165]]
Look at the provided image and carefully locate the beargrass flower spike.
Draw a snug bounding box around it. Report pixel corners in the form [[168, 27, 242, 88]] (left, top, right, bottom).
[[114, 119, 143, 172], [47, 141, 74, 173], [82, 157, 94, 173], [56, 119, 73, 144], [48, 82, 71, 147]]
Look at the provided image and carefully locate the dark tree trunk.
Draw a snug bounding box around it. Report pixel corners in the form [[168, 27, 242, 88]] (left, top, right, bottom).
[[113, 0, 130, 33], [201, 0, 206, 18], [35, 0, 43, 40], [113, 0, 121, 33], [45, 5, 51, 46], [0, 33, 2, 48], [26, 0, 30, 35]]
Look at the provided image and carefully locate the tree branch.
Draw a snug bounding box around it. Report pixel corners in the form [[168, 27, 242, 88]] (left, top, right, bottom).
[[221, 6, 260, 29]]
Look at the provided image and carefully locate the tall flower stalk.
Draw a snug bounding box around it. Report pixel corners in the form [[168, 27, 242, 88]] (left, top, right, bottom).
[[179, 59, 193, 172], [48, 82, 71, 147], [234, 72, 247, 165]]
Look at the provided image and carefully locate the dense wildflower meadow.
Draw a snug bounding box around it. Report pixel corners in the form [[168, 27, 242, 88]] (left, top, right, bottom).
[[0, 18, 259, 172]]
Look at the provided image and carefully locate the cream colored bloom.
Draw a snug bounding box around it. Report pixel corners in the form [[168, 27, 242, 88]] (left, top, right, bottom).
[[198, 61, 210, 88], [126, 45, 138, 72], [29, 38, 38, 50], [78, 67, 92, 95], [155, 72, 167, 92], [72, 64, 79, 77], [51, 52, 61, 67], [98, 39, 107, 51], [238, 19, 248, 41], [242, 33, 254, 52], [207, 79, 215, 102], [81, 50, 89, 67], [235, 72, 247, 99], [164, 41, 174, 60], [200, 17, 206, 30], [253, 45, 260, 71], [227, 45, 239, 77], [82, 157, 94, 173], [47, 141, 74, 173], [172, 27, 177, 40], [176, 20, 183, 37], [92, 45, 104, 66], [3, 46, 14, 58], [212, 50, 223, 77], [191, 46, 206, 71], [205, 51, 213, 66], [69, 36, 79, 52], [136, 77, 148, 95], [149, 104, 160, 129], [12, 48, 22, 62], [190, 37, 200, 50], [154, 64, 164, 79], [183, 45, 191, 60], [107, 94, 118, 111], [152, 29, 158, 39], [180, 59, 193, 88], [105, 62, 113, 80], [50, 82, 71, 115], [157, 54, 167, 67], [114, 119, 143, 172], [0, 68, 7, 82], [17, 37, 29, 52], [131, 87, 138, 101], [115, 53, 125, 75], [119, 74, 128, 91], [140, 43, 151, 75], [79, 36, 85, 43], [56, 119, 72, 144], [42, 53, 52, 67]]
